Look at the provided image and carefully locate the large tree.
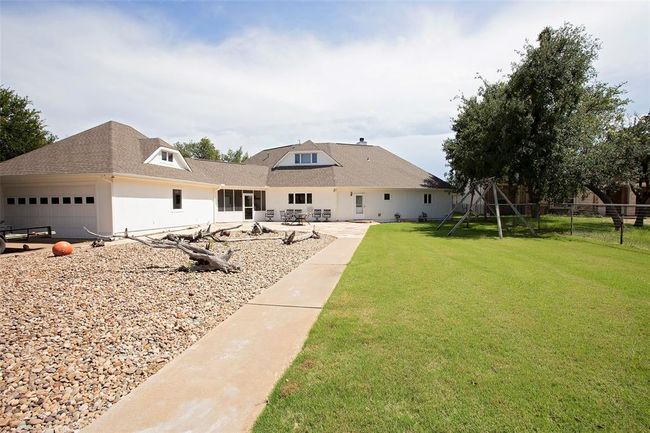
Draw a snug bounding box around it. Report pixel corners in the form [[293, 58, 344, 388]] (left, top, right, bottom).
[[444, 24, 628, 224], [0, 86, 56, 162]]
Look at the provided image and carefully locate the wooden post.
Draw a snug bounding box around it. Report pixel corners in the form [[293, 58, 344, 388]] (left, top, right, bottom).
[[570, 205, 574, 235], [620, 217, 624, 245], [466, 190, 475, 229], [492, 182, 503, 239], [537, 204, 541, 230]]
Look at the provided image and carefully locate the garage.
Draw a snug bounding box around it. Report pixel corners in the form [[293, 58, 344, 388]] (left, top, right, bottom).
[[2, 183, 98, 238]]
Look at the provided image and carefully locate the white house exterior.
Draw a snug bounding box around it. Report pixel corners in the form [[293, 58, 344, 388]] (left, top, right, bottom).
[[0, 121, 451, 238]]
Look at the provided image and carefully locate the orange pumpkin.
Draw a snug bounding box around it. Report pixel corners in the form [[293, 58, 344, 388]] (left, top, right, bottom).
[[52, 241, 74, 256]]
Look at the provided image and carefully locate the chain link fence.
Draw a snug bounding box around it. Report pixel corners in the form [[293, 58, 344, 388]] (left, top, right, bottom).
[[451, 201, 650, 249]]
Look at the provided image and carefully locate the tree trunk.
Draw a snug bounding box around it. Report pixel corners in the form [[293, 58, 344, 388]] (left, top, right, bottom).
[[587, 185, 622, 229], [632, 191, 650, 227]]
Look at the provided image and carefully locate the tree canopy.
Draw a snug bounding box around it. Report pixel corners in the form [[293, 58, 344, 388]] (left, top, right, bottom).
[[443, 24, 629, 210], [175, 138, 248, 163], [0, 86, 56, 162]]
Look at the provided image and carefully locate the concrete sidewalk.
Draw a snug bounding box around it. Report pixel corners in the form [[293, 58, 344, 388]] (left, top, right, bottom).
[[83, 224, 370, 433]]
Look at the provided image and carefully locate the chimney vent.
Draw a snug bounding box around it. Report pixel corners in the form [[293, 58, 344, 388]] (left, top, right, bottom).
[[357, 137, 366, 145]]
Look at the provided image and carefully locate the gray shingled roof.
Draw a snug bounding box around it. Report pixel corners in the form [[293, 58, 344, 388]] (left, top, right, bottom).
[[0, 122, 448, 189], [246, 140, 450, 189], [0, 121, 269, 187]]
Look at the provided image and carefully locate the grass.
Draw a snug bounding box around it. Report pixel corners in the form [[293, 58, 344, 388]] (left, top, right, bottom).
[[253, 222, 650, 433]]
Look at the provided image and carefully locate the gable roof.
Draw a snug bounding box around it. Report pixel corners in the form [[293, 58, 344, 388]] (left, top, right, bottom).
[[0, 122, 448, 190], [0, 121, 269, 188], [246, 141, 450, 189]]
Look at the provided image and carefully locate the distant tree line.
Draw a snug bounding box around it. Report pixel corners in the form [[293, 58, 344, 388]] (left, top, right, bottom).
[[175, 138, 248, 163], [443, 24, 649, 227]]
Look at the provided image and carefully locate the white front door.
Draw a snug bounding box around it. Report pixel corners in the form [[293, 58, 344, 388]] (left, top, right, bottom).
[[354, 194, 364, 218], [243, 193, 254, 220]]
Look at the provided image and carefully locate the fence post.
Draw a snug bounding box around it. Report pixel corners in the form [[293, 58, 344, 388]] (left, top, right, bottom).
[[537, 204, 541, 230], [570, 206, 574, 235], [620, 217, 624, 245]]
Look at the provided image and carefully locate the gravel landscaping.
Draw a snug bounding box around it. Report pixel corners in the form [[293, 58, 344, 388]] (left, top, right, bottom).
[[0, 231, 333, 432]]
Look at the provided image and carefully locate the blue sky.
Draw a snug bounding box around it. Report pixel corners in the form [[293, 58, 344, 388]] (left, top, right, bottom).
[[1, 1, 648, 177]]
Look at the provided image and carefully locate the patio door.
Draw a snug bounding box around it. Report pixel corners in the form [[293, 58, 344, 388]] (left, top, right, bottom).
[[243, 193, 254, 220], [355, 194, 364, 218]]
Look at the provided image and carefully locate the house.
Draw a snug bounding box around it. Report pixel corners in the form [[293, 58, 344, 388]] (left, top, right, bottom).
[[0, 121, 451, 238]]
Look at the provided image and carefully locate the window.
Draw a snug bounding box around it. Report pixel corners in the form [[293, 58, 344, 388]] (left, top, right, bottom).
[[29, 197, 37, 205], [224, 190, 233, 211], [234, 190, 243, 211], [289, 192, 311, 205], [173, 189, 182, 209], [74, 197, 83, 204], [51, 197, 60, 204], [162, 151, 174, 162], [424, 193, 432, 204], [254, 191, 266, 211], [63, 197, 71, 204], [40, 197, 48, 205], [86, 196, 95, 204], [218, 190, 225, 211], [18, 198, 26, 205], [294, 153, 318, 164], [384, 193, 391, 200], [7, 198, 15, 205]]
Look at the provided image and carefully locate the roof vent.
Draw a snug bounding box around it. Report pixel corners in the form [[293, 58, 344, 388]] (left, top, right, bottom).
[[357, 138, 366, 145]]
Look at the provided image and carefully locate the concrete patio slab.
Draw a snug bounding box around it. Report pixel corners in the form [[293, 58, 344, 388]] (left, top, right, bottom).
[[83, 223, 370, 433]]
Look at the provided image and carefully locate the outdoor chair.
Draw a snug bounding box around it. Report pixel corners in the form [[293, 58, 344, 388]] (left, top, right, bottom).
[[313, 209, 322, 222], [418, 212, 428, 222], [280, 210, 287, 223], [323, 209, 332, 222], [265, 209, 275, 222], [286, 209, 295, 223]]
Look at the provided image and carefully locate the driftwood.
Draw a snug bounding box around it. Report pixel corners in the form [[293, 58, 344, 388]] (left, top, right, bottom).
[[248, 222, 277, 236], [283, 229, 320, 245], [126, 234, 239, 273], [164, 224, 242, 243]]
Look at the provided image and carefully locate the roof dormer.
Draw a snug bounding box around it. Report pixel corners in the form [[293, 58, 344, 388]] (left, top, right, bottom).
[[144, 147, 191, 171], [273, 146, 340, 169]]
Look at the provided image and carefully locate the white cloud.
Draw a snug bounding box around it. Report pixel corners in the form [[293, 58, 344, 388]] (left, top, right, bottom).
[[1, 2, 648, 177]]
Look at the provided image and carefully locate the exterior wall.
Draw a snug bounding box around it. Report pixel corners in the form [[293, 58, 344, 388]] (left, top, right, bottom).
[[265, 187, 338, 221], [0, 175, 112, 238], [111, 177, 215, 234], [335, 188, 452, 221], [264, 186, 451, 222]]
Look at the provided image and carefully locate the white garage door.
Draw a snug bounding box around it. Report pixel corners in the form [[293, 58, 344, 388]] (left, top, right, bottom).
[[3, 184, 97, 238]]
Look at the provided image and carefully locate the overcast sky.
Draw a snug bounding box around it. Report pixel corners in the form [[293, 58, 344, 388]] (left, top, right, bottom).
[[1, 1, 648, 177]]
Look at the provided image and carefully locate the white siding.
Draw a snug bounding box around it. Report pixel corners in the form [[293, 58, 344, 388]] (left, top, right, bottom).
[[335, 188, 452, 221], [111, 178, 215, 235], [265, 187, 337, 221], [0, 175, 111, 238]]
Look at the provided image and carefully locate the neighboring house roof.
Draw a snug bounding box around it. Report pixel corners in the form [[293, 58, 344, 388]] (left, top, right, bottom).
[[0, 122, 448, 189], [246, 141, 450, 189], [0, 121, 268, 188]]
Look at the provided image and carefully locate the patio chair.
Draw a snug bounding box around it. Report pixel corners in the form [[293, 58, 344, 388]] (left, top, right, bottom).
[[280, 210, 287, 223], [323, 209, 332, 222], [265, 209, 275, 222], [313, 209, 322, 222], [286, 209, 295, 223], [418, 212, 428, 222]]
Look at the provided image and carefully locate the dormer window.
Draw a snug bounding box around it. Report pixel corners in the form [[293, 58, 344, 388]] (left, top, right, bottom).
[[294, 153, 318, 164], [162, 151, 174, 162]]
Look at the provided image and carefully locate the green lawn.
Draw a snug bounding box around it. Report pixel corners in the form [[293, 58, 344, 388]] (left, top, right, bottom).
[[254, 222, 650, 433]]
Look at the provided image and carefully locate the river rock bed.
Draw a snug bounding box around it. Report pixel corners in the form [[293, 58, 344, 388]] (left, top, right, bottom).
[[0, 231, 333, 432]]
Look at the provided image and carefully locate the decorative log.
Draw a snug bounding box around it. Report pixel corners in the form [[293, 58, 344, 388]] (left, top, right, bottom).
[[282, 228, 320, 245], [126, 233, 239, 273], [249, 222, 277, 236]]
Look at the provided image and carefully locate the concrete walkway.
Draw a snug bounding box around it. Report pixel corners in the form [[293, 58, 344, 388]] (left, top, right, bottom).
[[83, 223, 371, 433]]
